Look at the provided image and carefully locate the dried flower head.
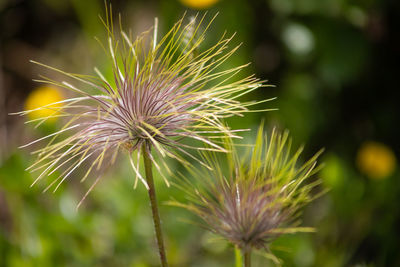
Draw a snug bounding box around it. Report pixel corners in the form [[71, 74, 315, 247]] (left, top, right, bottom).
[[173, 124, 323, 255], [14, 10, 272, 205]]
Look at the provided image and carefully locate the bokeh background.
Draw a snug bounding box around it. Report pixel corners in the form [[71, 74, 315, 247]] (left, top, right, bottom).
[[1, 0, 400, 266]]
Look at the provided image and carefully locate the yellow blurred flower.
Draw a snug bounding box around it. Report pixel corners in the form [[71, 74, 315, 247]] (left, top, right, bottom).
[[25, 85, 63, 123], [356, 141, 396, 179], [179, 0, 219, 10]]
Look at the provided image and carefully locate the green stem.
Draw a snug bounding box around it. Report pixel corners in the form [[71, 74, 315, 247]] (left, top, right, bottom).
[[235, 246, 243, 267], [142, 144, 169, 267], [243, 249, 251, 267]]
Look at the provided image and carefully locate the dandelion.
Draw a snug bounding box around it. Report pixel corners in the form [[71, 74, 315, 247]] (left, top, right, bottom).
[[179, 0, 220, 10], [24, 85, 63, 123], [172, 125, 323, 266], [13, 7, 272, 266], [356, 141, 396, 179]]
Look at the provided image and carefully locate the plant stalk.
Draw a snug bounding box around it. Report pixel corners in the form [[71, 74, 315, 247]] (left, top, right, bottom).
[[235, 246, 243, 267], [142, 144, 169, 267], [243, 249, 251, 267]]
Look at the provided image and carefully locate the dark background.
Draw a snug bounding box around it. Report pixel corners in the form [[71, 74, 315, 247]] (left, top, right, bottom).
[[1, 0, 400, 266]]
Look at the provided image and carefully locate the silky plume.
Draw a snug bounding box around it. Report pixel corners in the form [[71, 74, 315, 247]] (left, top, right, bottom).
[[171, 124, 324, 266], [13, 11, 274, 203]]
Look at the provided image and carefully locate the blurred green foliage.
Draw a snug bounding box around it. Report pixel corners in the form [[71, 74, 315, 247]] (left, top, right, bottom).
[[1, 0, 400, 266]]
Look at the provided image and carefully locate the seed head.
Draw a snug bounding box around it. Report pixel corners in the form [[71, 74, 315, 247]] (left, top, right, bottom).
[[173, 125, 323, 254], [14, 11, 272, 205]]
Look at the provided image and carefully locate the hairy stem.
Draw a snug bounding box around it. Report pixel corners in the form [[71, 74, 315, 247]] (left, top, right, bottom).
[[244, 249, 251, 267], [142, 144, 169, 267]]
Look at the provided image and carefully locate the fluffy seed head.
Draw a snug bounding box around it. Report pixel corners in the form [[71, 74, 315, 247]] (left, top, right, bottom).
[[173, 124, 323, 253], [15, 9, 273, 205]]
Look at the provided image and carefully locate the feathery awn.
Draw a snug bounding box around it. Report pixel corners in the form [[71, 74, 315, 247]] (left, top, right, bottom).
[[14, 10, 274, 267], [172, 125, 323, 266], [15, 13, 273, 201]]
